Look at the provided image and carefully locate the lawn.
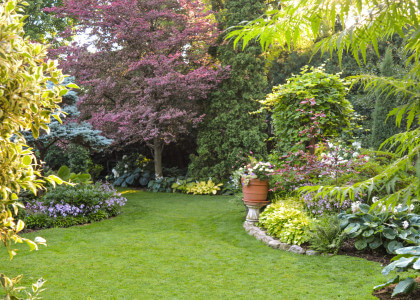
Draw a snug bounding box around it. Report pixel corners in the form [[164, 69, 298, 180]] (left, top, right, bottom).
[[2, 191, 385, 299]]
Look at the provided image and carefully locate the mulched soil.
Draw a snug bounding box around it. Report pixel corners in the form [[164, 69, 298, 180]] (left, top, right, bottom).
[[337, 239, 393, 265], [372, 277, 420, 300]]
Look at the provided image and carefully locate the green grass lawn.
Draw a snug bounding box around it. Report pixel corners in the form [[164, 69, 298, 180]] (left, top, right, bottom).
[[2, 191, 385, 299]]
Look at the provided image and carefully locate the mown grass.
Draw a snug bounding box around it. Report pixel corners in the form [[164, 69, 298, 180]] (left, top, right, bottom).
[[1, 191, 385, 299]]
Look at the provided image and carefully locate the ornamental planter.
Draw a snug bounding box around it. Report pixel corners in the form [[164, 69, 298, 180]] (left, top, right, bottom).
[[242, 178, 270, 224], [242, 178, 270, 206]]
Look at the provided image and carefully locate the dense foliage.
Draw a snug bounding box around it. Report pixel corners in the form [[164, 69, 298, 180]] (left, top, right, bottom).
[[22, 183, 127, 229], [306, 215, 346, 254], [371, 47, 404, 150], [339, 203, 420, 254], [24, 77, 112, 170], [188, 0, 269, 180], [259, 199, 311, 245], [0, 0, 67, 259], [227, 0, 420, 210], [0, 0, 70, 297], [49, 0, 224, 177], [22, 0, 74, 44], [261, 66, 353, 156]]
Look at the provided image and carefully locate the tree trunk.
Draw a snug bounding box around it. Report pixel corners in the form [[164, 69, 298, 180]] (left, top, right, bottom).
[[153, 138, 163, 178], [309, 137, 316, 155]]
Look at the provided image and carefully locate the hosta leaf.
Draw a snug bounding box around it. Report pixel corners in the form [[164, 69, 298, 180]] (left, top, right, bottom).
[[362, 229, 374, 237], [382, 261, 399, 275], [369, 238, 383, 250], [57, 165, 71, 181], [355, 239, 368, 250], [387, 241, 404, 254], [396, 246, 420, 255], [392, 277, 418, 297], [395, 256, 416, 268], [383, 228, 397, 240], [358, 204, 370, 213], [373, 276, 400, 291], [344, 223, 360, 235]]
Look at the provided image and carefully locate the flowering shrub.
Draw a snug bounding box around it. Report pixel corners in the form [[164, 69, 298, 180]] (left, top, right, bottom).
[[303, 192, 356, 217], [259, 199, 311, 245], [22, 183, 127, 229], [270, 141, 370, 195]]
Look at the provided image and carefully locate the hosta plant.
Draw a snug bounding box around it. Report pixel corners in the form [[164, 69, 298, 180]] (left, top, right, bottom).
[[171, 178, 195, 193], [374, 245, 420, 297], [259, 199, 311, 245], [339, 203, 420, 254], [185, 180, 223, 195]]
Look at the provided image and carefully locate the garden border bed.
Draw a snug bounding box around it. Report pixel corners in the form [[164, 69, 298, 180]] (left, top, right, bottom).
[[243, 222, 320, 256]]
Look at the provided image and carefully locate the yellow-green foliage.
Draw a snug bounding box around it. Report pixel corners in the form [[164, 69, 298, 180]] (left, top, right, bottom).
[[259, 200, 311, 245], [186, 180, 223, 195], [0, 0, 67, 258]]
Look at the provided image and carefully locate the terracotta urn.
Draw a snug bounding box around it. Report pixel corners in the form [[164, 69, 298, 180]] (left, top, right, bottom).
[[242, 178, 270, 206], [242, 178, 270, 224]]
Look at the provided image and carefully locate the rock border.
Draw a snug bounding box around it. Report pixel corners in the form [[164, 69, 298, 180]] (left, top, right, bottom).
[[243, 222, 320, 256]]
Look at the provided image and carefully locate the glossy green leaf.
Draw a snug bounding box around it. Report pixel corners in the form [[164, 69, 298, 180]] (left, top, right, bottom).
[[392, 277, 418, 297]]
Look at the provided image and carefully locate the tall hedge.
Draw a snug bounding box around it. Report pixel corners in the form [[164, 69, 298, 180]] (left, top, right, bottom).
[[371, 47, 401, 150], [188, 0, 268, 180]]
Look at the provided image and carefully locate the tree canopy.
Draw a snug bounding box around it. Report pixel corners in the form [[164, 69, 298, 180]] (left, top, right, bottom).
[[48, 0, 224, 177]]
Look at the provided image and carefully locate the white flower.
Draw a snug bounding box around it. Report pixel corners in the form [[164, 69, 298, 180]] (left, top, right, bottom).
[[402, 221, 409, 229], [372, 197, 379, 203], [112, 168, 119, 178], [124, 164, 128, 169], [352, 141, 361, 149], [352, 152, 359, 158], [351, 201, 361, 213]]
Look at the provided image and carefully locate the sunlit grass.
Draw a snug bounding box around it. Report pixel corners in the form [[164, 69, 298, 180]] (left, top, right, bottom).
[[2, 191, 384, 299]]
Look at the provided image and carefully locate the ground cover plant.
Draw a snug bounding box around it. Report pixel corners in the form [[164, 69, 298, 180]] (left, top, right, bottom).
[[20, 182, 127, 230], [1, 191, 386, 299]]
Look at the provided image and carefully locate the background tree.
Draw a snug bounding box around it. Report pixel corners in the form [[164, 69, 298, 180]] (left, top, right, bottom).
[[188, 0, 269, 180], [48, 0, 223, 178], [24, 77, 112, 172], [22, 0, 74, 44], [0, 0, 66, 295], [371, 47, 404, 149]]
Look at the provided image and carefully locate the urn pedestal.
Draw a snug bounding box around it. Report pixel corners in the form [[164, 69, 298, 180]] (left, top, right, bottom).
[[242, 178, 270, 224]]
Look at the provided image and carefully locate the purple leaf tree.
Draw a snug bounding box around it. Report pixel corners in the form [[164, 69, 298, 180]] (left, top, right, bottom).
[[48, 0, 225, 177]]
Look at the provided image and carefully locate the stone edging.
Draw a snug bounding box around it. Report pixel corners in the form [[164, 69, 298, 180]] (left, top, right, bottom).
[[243, 222, 320, 256]]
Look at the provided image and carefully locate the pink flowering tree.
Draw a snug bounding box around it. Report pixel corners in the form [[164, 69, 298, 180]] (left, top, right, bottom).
[[47, 0, 225, 177]]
